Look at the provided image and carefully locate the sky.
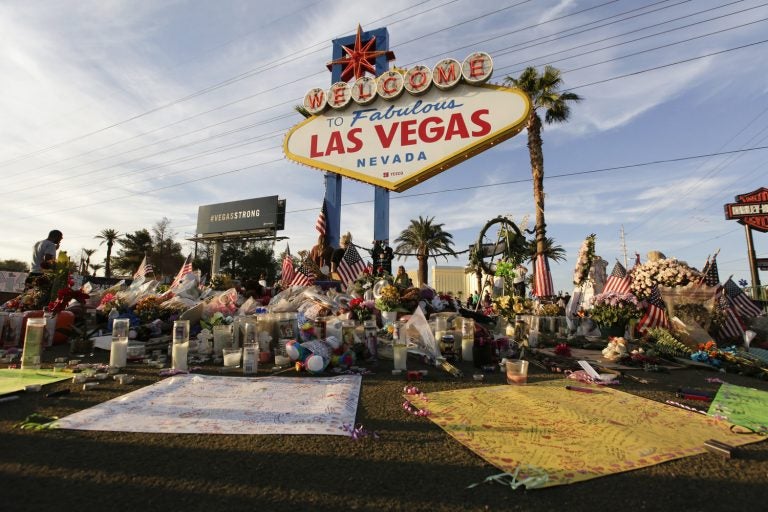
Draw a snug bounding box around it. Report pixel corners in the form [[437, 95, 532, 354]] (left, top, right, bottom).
[[1, 0, 767, 292]]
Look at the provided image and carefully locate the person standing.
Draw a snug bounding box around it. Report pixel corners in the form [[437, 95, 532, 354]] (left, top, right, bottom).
[[394, 265, 411, 288], [31, 230, 63, 275], [513, 263, 528, 297]]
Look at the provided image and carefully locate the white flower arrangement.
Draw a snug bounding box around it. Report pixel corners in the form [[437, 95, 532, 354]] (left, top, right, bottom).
[[629, 257, 700, 299], [573, 234, 596, 286]]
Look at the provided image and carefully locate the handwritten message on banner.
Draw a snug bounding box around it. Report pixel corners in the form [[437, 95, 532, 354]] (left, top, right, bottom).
[[406, 380, 763, 488], [55, 374, 361, 436]]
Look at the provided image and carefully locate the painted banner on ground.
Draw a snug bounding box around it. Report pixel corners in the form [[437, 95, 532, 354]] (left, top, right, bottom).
[[55, 374, 361, 435]]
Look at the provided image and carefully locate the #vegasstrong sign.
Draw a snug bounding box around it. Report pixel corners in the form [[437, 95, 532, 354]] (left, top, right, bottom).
[[283, 53, 530, 192]]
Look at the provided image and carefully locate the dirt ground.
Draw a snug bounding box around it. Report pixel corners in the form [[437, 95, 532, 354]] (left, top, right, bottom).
[[1, 344, 767, 512]]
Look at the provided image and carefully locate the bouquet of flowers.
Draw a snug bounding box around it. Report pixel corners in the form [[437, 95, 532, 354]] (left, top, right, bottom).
[[47, 282, 89, 314], [348, 297, 374, 322], [133, 295, 164, 323], [589, 292, 642, 326], [493, 295, 534, 322], [630, 257, 700, 299], [375, 284, 402, 312], [573, 234, 596, 286], [97, 292, 128, 315]]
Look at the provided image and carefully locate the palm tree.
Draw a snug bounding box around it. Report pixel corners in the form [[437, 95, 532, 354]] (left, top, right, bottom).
[[95, 228, 120, 278], [90, 263, 103, 276], [526, 236, 567, 264], [505, 66, 582, 256], [394, 216, 456, 287], [80, 248, 97, 276]]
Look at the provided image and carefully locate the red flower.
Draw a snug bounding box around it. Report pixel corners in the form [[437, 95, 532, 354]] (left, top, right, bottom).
[[554, 343, 571, 357]]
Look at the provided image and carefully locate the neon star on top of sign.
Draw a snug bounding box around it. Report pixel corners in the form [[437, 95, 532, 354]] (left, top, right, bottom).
[[326, 24, 395, 82]]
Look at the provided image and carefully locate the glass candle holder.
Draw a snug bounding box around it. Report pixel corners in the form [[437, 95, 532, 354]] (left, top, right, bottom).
[[21, 317, 45, 370]]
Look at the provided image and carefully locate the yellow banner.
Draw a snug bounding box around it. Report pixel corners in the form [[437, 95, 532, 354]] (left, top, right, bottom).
[[406, 380, 764, 488]]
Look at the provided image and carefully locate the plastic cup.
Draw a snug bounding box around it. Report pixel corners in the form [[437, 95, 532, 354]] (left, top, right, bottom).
[[506, 360, 529, 385]]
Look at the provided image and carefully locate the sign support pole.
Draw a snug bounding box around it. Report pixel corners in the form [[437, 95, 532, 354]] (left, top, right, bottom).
[[374, 187, 390, 242], [324, 173, 342, 247], [745, 224, 762, 289], [325, 26, 393, 249], [212, 240, 223, 275]]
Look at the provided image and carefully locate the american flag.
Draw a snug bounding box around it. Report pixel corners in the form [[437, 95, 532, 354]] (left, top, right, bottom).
[[636, 285, 669, 335], [290, 260, 315, 287], [133, 254, 153, 279], [315, 200, 327, 237], [170, 254, 193, 288], [700, 253, 720, 287], [337, 244, 367, 286], [602, 261, 631, 295], [532, 253, 554, 297], [723, 277, 763, 318], [281, 246, 295, 285], [716, 286, 745, 340]]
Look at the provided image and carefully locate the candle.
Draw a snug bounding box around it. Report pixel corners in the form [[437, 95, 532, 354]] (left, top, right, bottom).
[[21, 318, 45, 370], [110, 339, 128, 368], [393, 344, 408, 370], [461, 338, 474, 362], [213, 326, 232, 355], [172, 342, 189, 371], [222, 348, 242, 368]]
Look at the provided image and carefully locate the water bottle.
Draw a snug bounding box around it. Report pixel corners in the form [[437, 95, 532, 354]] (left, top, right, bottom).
[[243, 343, 258, 375]]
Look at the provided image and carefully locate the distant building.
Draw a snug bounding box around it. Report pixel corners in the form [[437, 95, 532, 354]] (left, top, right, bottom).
[[405, 265, 493, 298]]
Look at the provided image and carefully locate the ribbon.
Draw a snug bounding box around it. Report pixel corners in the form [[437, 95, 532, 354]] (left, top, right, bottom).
[[17, 414, 59, 430], [467, 465, 549, 490], [342, 423, 380, 440]]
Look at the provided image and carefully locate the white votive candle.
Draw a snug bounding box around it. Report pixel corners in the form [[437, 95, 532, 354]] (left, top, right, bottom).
[[462, 338, 474, 362], [172, 342, 189, 371], [109, 339, 128, 368], [393, 344, 408, 370]]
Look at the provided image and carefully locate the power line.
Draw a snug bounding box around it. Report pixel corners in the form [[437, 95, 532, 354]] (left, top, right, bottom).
[[566, 38, 768, 90], [6, 6, 754, 203], [0, 0, 455, 169], [497, 2, 768, 75], [5, 0, 653, 187], [4, 0, 676, 188]]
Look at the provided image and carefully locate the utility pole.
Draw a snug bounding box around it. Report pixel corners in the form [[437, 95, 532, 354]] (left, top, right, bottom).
[[620, 225, 629, 268]]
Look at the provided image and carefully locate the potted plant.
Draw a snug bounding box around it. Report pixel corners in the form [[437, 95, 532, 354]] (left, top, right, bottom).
[[375, 284, 402, 325], [589, 292, 642, 337]]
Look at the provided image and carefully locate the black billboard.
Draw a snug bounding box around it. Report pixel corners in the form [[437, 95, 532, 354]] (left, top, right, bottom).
[[196, 196, 284, 235]]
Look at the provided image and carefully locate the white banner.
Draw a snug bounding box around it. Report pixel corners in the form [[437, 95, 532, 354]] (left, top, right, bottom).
[[0, 271, 28, 293]]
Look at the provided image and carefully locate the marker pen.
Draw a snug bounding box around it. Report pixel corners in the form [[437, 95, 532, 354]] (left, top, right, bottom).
[[565, 385, 601, 394]]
